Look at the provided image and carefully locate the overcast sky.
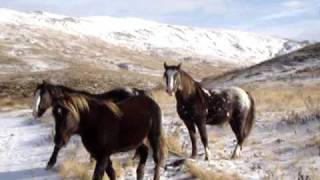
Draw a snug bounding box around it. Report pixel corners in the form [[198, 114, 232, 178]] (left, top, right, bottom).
[[1, 0, 320, 41]]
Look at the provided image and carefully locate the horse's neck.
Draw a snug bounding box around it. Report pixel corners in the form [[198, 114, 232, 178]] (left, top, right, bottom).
[[176, 72, 200, 101]]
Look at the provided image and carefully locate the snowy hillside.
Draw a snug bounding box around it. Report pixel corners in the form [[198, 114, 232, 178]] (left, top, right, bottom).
[[202, 43, 320, 88], [0, 8, 305, 65]]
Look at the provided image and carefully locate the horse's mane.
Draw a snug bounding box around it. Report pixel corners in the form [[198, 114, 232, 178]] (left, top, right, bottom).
[[46, 84, 95, 98], [179, 70, 198, 96], [57, 93, 123, 121], [57, 95, 89, 121], [103, 101, 123, 118]]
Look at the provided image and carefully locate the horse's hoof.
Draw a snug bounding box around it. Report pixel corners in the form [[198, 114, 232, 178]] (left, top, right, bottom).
[[46, 164, 54, 170]]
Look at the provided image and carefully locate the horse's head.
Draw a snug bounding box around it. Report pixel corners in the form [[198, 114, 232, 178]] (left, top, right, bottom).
[[163, 62, 182, 96], [32, 80, 53, 118]]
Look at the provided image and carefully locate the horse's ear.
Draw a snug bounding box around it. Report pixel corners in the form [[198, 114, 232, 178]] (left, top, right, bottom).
[[164, 62, 168, 69], [177, 63, 182, 69]]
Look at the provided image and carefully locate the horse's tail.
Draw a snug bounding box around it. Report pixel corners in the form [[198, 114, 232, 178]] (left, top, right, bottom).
[[150, 99, 168, 167], [244, 91, 255, 137]]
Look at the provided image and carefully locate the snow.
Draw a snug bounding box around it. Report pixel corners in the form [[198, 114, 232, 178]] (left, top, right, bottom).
[[0, 109, 59, 180], [0, 104, 319, 179], [0, 8, 304, 66]]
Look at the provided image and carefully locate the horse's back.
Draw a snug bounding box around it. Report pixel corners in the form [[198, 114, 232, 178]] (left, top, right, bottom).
[[205, 86, 252, 125], [97, 87, 135, 102]]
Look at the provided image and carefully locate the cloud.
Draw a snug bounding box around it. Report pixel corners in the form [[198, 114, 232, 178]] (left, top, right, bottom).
[[259, 9, 308, 21], [250, 19, 320, 41], [259, 0, 313, 21], [282, 0, 307, 10]]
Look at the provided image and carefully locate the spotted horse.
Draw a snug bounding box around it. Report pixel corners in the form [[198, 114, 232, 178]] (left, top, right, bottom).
[[163, 63, 255, 160]]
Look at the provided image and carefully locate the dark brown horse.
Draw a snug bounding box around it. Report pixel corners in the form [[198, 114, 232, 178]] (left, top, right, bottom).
[[163, 63, 255, 160], [32, 81, 142, 169], [51, 94, 165, 180]]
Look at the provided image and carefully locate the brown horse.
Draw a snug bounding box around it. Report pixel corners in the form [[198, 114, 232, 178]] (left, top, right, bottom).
[[163, 63, 255, 160], [32, 81, 142, 169], [51, 94, 166, 180]]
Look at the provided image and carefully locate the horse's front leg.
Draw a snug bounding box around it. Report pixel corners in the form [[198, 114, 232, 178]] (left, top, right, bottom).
[[93, 156, 109, 180], [195, 117, 210, 161], [46, 145, 61, 170], [183, 120, 197, 159]]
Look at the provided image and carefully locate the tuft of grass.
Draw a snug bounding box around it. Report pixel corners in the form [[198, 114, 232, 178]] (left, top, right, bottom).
[[59, 160, 93, 180], [165, 134, 186, 156], [185, 160, 239, 180], [59, 159, 124, 180]]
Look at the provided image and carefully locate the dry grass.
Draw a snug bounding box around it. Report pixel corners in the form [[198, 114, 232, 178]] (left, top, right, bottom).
[[0, 97, 30, 110], [165, 134, 186, 156], [246, 84, 320, 112], [59, 159, 124, 180], [59, 143, 124, 180], [150, 85, 175, 107], [185, 160, 239, 180], [59, 160, 93, 180]]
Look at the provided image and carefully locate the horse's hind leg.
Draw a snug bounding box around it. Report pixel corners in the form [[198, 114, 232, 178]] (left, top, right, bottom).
[[105, 158, 116, 180], [229, 110, 246, 159], [148, 132, 161, 180], [136, 144, 148, 180]]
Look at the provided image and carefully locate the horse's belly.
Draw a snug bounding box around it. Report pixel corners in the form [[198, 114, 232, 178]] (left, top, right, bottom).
[[116, 118, 150, 151], [206, 108, 230, 125]]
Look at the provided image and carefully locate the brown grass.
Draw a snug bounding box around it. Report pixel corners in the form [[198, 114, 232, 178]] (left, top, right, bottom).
[[165, 134, 186, 156], [246, 84, 320, 112], [185, 160, 239, 180], [59, 160, 93, 180], [59, 159, 124, 180]]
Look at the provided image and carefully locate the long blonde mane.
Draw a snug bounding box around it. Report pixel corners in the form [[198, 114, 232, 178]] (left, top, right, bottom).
[[103, 101, 123, 118], [57, 95, 89, 121], [179, 70, 196, 96]]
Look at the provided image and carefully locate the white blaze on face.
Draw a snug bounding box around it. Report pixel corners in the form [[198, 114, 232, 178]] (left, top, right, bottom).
[[165, 69, 177, 94], [33, 89, 41, 117]]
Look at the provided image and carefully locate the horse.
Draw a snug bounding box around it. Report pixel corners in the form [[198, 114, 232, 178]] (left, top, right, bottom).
[[32, 81, 142, 169], [163, 63, 255, 160], [51, 93, 166, 180]]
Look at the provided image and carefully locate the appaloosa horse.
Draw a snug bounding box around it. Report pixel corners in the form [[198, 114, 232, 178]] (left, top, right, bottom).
[[52, 94, 165, 180], [163, 63, 255, 160], [32, 81, 142, 169]]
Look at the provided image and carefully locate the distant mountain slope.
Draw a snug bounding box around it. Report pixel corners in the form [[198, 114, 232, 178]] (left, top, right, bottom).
[[202, 43, 320, 88], [0, 8, 305, 66]]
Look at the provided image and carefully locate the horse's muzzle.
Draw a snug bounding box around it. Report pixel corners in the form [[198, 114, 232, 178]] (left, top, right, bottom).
[[32, 110, 39, 119], [166, 89, 174, 96]]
